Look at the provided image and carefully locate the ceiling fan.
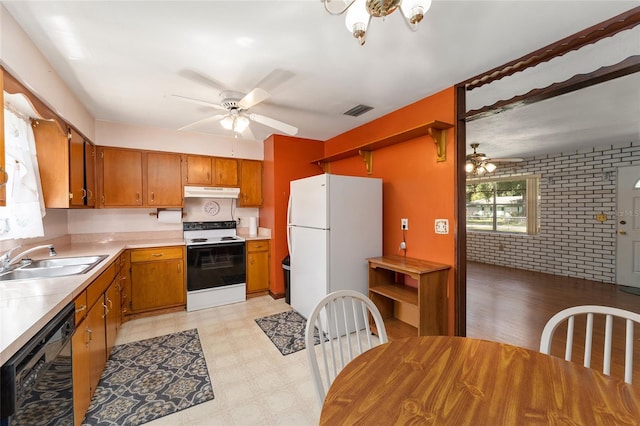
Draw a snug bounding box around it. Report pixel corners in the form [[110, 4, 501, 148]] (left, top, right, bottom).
[[465, 143, 523, 176], [173, 72, 298, 139]]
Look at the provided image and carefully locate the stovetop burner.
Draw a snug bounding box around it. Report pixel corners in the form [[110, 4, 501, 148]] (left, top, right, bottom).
[[190, 238, 208, 243], [221, 236, 236, 241]]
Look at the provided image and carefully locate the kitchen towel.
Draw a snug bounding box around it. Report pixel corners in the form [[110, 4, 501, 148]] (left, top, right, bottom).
[[157, 209, 182, 224], [249, 216, 258, 236]]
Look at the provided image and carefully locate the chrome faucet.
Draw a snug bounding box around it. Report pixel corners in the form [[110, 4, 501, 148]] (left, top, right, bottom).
[[0, 244, 57, 272]]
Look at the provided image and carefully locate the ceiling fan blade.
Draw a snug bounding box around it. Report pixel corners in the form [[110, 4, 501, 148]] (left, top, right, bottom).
[[171, 94, 226, 110], [239, 88, 270, 110], [178, 69, 227, 92], [491, 158, 524, 162], [254, 69, 295, 92], [178, 114, 226, 131], [249, 113, 298, 136]]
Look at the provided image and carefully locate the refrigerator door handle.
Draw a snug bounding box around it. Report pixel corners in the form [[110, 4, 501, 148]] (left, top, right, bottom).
[[287, 194, 293, 255]]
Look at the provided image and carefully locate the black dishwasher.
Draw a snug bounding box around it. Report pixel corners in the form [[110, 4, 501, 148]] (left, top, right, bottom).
[[1, 302, 75, 426]]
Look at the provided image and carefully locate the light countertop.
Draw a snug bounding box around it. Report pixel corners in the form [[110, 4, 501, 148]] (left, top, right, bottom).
[[0, 237, 185, 364]]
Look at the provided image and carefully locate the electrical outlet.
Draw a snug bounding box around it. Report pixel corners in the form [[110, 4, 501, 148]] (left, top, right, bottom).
[[399, 241, 406, 250], [401, 218, 408, 230]]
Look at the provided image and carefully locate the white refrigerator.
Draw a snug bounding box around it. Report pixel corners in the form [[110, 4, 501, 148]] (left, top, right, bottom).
[[287, 173, 382, 320]]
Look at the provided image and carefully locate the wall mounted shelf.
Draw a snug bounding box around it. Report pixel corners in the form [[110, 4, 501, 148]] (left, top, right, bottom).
[[312, 120, 453, 174]]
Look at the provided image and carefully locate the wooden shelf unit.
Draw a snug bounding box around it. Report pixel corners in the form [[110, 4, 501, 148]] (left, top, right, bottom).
[[368, 255, 450, 340], [312, 120, 453, 174]]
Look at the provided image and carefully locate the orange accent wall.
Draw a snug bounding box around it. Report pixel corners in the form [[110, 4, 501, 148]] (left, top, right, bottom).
[[260, 135, 324, 296], [323, 87, 457, 334]]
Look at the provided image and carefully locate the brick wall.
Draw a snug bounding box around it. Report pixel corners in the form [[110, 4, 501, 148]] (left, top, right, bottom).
[[467, 141, 640, 284]]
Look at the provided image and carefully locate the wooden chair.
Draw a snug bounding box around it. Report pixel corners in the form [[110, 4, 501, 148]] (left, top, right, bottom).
[[305, 290, 388, 407], [540, 305, 640, 384]]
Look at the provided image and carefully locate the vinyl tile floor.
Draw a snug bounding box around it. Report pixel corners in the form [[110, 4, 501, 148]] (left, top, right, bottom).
[[114, 295, 320, 426]]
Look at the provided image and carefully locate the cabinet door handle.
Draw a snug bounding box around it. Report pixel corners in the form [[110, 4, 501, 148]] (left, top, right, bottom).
[[75, 304, 87, 314], [85, 328, 92, 344], [87, 189, 93, 201], [152, 253, 163, 257], [151, 192, 155, 202], [136, 192, 140, 202], [81, 188, 87, 200], [106, 297, 113, 309], [102, 302, 109, 318]]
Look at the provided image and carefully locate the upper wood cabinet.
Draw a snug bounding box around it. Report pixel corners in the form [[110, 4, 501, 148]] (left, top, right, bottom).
[[183, 155, 239, 187], [99, 147, 183, 208], [34, 122, 96, 208], [145, 152, 183, 207], [215, 157, 238, 186], [239, 160, 263, 207], [99, 147, 143, 207], [184, 155, 212, 185]]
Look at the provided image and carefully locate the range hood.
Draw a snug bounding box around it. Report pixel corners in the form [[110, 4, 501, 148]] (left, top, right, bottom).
[[184, 186, 240, 198]]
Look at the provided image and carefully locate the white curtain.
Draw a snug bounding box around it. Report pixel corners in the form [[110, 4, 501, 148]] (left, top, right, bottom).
[[0, 106, 46, 239]]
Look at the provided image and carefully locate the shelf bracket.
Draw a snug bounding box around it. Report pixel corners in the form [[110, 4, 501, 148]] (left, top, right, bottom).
[[428, 127, 447, 162], [316, 161, 329, 173], [359, 150, 373, 175]]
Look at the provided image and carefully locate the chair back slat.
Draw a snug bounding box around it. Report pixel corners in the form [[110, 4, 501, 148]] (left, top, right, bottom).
[[305, 290, 388, 407], [540, 305, 640, 384]]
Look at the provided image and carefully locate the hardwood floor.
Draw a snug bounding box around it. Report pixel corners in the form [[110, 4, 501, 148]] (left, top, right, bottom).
[[466, 261, 640, 384]]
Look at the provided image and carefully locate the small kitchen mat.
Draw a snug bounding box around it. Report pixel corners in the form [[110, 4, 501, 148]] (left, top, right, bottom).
[[255, 310, 324, 355], [82, 329, 214, 426]]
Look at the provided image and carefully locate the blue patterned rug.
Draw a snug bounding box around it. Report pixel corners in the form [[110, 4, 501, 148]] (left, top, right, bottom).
[[83, 329, 214, 426], [255, 310, 324, 355]]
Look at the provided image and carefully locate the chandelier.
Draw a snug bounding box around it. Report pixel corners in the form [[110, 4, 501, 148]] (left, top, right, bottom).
[[322, 0, 432, 45]]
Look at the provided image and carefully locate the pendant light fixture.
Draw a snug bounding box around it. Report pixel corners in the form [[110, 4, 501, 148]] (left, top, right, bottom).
[[323, 0, 432, 45]]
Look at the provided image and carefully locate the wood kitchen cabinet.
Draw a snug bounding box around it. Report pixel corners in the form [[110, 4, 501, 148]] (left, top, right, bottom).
[[215, 157, 238, 186], [33, 122, 96, 208], [238, 160, 263, 207], [183, 155, 239, 187], [145, 151, 183, 207], [184, 154, 213, 185], [99, 147, 182, 208], [246, 240, 270, 293], [119, 251, 131, 321], [72, 261, 118, 425], [99, 147, 144, 207], [129, 246, 186, 314]]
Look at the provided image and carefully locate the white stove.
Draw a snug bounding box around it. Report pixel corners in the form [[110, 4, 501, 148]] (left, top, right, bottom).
[[183, 221, 246, 311]]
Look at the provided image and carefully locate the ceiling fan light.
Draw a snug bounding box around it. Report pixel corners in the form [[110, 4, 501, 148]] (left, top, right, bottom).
[[476, 167, 486, 175], [234, 115, 250, 133], [485, 162, 497, 173], [220, 115, 234, 130], [465, 162, 475, 173]]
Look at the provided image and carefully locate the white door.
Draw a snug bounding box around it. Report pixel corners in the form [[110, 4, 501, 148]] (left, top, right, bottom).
[[616, 165, 640, 287], [289, 174, 328, 229], [290, 226, 329, 319]]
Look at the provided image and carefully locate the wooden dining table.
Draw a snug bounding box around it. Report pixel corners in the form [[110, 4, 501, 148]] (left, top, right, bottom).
[[319, 336, 640, 425]]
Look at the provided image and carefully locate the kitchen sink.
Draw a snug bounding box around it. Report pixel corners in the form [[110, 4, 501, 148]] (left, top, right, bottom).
[[0, 255, 108, 281], [24, 255, 108, 269]]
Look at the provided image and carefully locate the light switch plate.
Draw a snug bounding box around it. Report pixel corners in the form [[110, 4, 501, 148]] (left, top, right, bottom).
[[435, 219, 449, 234]]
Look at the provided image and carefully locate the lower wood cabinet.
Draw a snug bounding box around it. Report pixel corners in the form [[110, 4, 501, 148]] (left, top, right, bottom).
[[129, 246, 186, 313], [246, 240, 270, 293]]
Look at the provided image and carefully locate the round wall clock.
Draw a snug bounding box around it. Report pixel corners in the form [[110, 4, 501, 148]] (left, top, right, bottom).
[[203, 200, 220, 216]]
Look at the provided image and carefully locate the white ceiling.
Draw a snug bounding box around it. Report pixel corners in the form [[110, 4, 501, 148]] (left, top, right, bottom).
[[2, 1, 638, 159]]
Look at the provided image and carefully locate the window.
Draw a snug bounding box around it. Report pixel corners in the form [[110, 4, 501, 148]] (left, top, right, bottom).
[[466, 176, 539, 234]]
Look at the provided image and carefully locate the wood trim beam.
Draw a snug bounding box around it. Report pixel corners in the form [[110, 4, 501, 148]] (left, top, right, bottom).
[[464, 55, 640, 122], [455, 83, 467, 337], [462, 6, 640, 90]]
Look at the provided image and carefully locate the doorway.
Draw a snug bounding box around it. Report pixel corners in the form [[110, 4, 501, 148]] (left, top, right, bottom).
[[616, 164, 640, 287]]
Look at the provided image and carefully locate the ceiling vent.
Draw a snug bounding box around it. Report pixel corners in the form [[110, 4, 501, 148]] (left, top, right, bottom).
[[343, 104, 373, 117]]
